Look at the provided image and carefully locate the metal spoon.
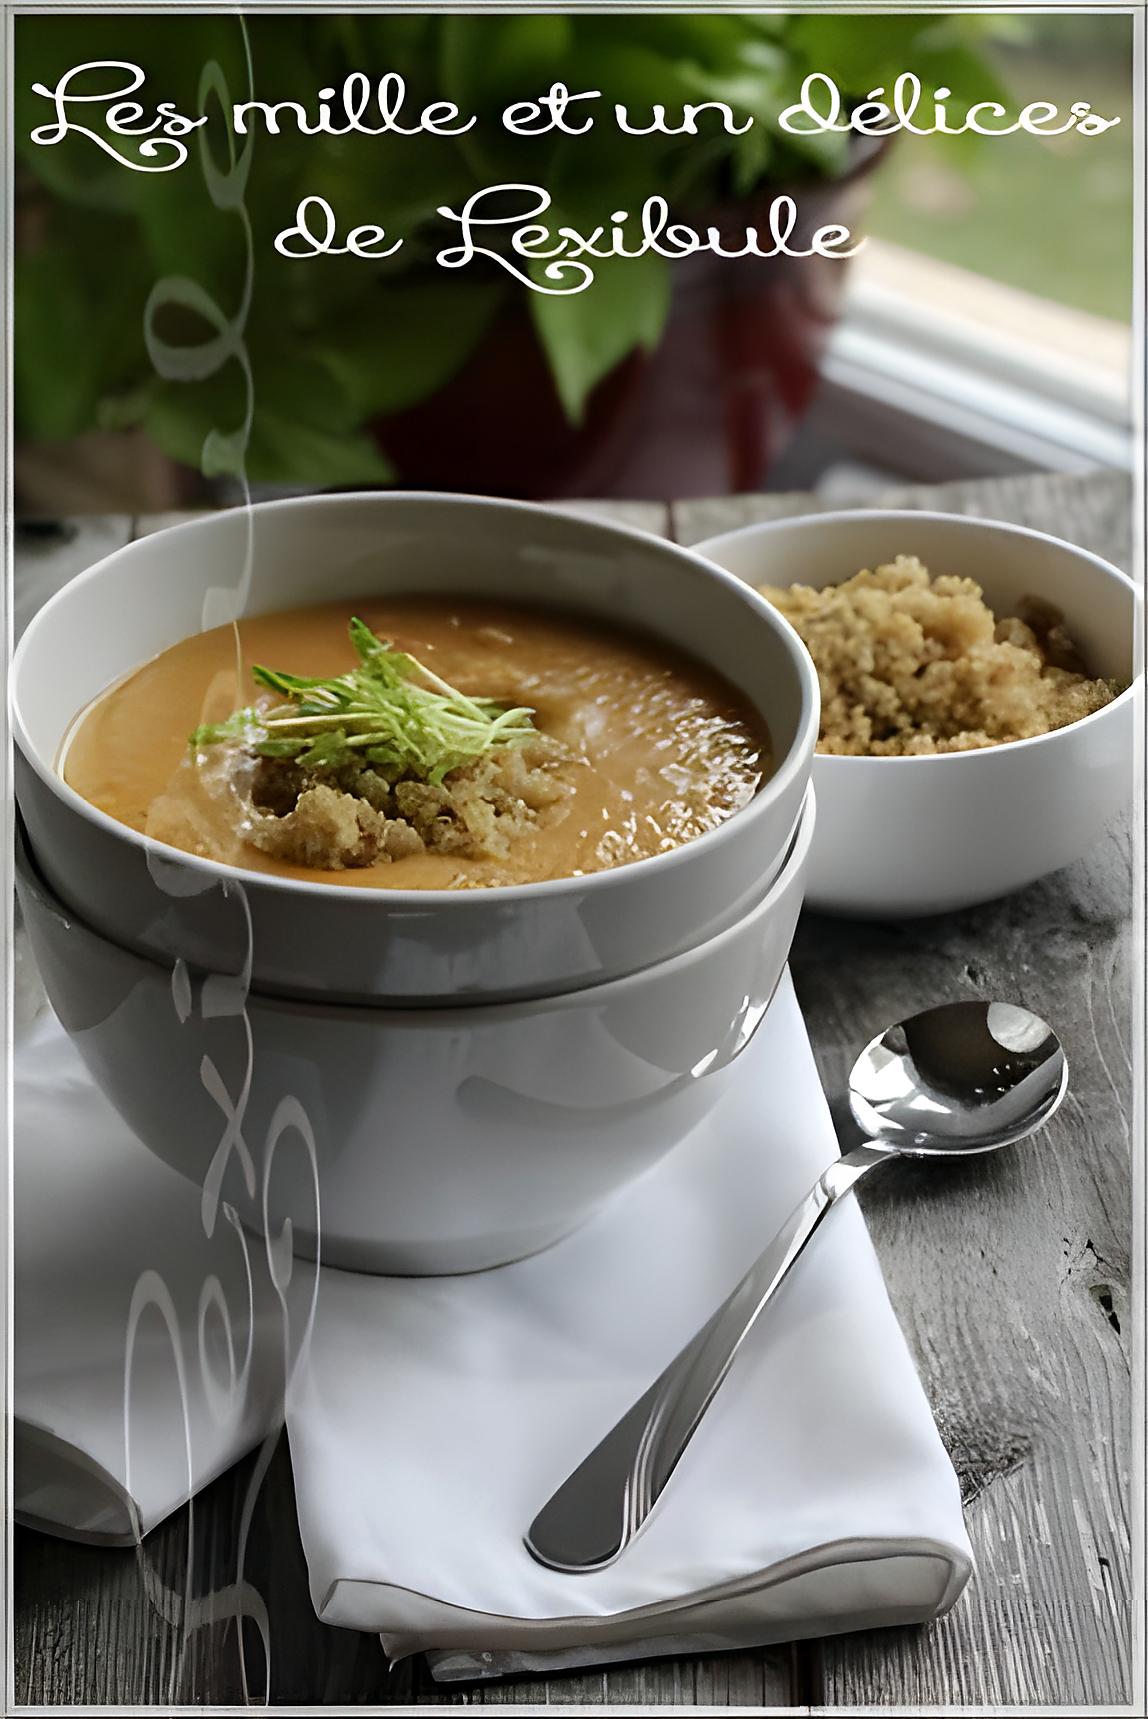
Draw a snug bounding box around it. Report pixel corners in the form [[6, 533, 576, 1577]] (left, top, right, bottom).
[[525, 999, 1066, 1574]]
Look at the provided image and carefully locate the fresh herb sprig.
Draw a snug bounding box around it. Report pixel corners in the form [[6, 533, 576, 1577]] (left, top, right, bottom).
[[191, 616, 538, 785]]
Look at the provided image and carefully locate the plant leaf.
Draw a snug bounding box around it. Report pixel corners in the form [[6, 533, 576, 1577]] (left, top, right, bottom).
[[529, 246, 670, 424], [311, 279, 503, 418]]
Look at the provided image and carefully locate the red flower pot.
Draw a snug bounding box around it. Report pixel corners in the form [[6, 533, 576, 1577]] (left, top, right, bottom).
[[374, 147, 884, 501]]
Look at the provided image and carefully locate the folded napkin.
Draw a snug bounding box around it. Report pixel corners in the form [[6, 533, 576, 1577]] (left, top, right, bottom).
[[14, 944, 971, 1675], [287, 971, 973, 1676], [12, 1001, 298, 1545]]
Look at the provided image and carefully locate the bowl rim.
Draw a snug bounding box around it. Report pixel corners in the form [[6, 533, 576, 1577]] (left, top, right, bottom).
[[694, 507, 1140, 765], [11, 489, 820, 904], [16, 785, 816, 1024]]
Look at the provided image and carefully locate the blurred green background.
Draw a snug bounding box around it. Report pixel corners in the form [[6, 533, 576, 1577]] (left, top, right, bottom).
[[868, 12, 1132, 319], [14, 9, 1133, 511]]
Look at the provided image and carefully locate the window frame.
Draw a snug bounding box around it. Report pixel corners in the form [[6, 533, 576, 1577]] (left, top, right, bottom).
[[821, 245, 1134, 481]]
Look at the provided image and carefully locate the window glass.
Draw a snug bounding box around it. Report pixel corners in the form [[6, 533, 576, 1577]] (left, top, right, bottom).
[[865, 13, 1134, 326]]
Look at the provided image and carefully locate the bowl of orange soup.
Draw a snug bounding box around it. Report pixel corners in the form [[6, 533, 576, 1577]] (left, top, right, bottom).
[[13, 494, 818, 1004]]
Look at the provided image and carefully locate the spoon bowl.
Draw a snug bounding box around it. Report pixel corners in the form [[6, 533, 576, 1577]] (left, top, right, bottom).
[[848, 1000, 1067, 1156]]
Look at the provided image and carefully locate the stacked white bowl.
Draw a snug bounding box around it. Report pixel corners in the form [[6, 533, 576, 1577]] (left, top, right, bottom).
[[13, 495, 820, 1274]]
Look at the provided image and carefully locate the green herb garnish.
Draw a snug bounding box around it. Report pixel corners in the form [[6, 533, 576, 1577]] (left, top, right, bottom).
[[191, 617, 538, 785]]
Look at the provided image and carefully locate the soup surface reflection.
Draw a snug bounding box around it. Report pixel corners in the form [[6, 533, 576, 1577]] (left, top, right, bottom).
[[64, 598, 771, 889]]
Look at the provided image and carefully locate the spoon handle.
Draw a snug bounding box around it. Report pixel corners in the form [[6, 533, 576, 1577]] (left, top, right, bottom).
[[524, 1141, 891, 1574]]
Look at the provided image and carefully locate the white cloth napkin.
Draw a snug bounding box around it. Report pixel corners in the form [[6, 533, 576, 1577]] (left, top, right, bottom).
[[13, 1005, 295, 1545], [286, 971, 973, 1675]]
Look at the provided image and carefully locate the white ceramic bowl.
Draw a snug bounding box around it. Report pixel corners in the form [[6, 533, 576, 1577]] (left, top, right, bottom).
[[695, 511, 1137, 917], [17, 788, 814, 1275], [12, 493, 818, 1004]]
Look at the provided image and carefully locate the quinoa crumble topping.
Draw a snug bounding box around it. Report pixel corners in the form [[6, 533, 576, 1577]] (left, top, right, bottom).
[[242, 741, 570, 870], [760, 555, 1119, 757]]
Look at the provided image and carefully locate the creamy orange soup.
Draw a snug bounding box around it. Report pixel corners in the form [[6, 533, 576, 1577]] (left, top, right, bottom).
[[63, 598, 771, 890]]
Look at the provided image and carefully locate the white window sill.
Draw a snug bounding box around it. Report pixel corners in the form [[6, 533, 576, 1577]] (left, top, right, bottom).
[[822, 241, 1134, 478]]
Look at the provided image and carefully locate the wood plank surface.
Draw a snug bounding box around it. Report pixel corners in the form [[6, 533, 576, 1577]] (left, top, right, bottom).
[[676, 470, 1135, 1707], [789, 471, 1137, 1711], [11, 472, 1136, 1707]]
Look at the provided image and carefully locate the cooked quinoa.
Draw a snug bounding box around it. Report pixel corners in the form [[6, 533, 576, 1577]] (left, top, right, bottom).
[[242, 739, 570, 870], [760, 555, 1119, 757]]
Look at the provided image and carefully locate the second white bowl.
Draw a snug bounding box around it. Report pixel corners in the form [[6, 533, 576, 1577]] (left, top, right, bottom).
[[17, 790, 815, 1276], [696, 510, 1137, 917]]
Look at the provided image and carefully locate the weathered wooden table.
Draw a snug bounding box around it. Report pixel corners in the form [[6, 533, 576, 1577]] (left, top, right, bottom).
[[13, 471, 1136, 1708]]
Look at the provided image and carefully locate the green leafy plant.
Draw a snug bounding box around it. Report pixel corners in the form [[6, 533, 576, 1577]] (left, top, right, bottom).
[[15, 12, 1005, 486], [193, 616, 538, 783]]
